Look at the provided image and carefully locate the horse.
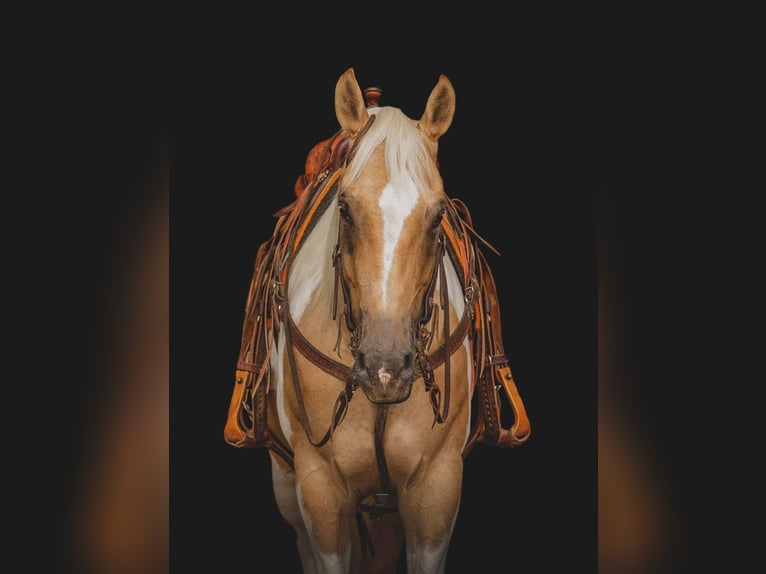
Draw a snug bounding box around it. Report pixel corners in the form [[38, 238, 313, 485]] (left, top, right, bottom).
[[224, 67, 531, 573]]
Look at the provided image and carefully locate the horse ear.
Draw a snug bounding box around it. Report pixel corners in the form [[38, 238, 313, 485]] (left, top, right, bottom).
[[419, 74, 456, 141], [335, 68, 369, 136]]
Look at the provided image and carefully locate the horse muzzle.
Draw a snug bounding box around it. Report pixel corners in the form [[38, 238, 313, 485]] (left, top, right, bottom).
[[352, 350, 415, 404]]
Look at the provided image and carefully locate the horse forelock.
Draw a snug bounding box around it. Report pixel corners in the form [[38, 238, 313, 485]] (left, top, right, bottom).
[[341, 107, 444, 310], [344, 106, 436, 194]]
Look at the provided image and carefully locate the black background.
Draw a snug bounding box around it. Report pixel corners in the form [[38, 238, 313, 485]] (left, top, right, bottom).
[[27, 11, 760, 574]]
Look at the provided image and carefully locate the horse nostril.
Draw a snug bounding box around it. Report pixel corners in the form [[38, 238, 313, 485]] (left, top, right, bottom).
[[398, 353, 415, 381], [354, 352, 368, 376]]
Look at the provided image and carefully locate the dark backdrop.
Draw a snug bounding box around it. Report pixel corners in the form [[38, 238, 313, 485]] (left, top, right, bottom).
[[172, 54, 597, 572], [18, 12, 757, 574]]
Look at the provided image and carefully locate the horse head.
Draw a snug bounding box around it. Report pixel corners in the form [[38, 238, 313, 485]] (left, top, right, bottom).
[[333, 68, 456, 405]]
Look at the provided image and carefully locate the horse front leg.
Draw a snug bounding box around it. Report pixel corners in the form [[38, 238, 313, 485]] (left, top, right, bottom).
[[270, 454, 318, 574], [397, 454, 464, 574], [293, 455, 360, 574]]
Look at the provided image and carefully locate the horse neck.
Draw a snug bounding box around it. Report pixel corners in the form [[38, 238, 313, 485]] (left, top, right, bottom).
[[285, 197, 340, 329]]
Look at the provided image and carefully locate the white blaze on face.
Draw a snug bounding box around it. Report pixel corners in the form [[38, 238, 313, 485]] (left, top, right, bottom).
[[378, 178, 419, 307]]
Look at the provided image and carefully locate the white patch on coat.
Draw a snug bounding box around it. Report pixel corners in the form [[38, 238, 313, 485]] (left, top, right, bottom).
[[271, 328, 292, 445], [289, 198, 339, 321], [406, 501, 459, 573]]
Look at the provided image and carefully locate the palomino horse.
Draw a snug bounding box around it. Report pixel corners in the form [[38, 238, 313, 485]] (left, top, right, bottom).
[[225, 68, 531, 573]]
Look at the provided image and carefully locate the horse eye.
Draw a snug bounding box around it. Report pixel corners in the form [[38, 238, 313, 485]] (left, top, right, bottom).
[[431, 207, 446, 230], [338, 201, 353, 225]]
